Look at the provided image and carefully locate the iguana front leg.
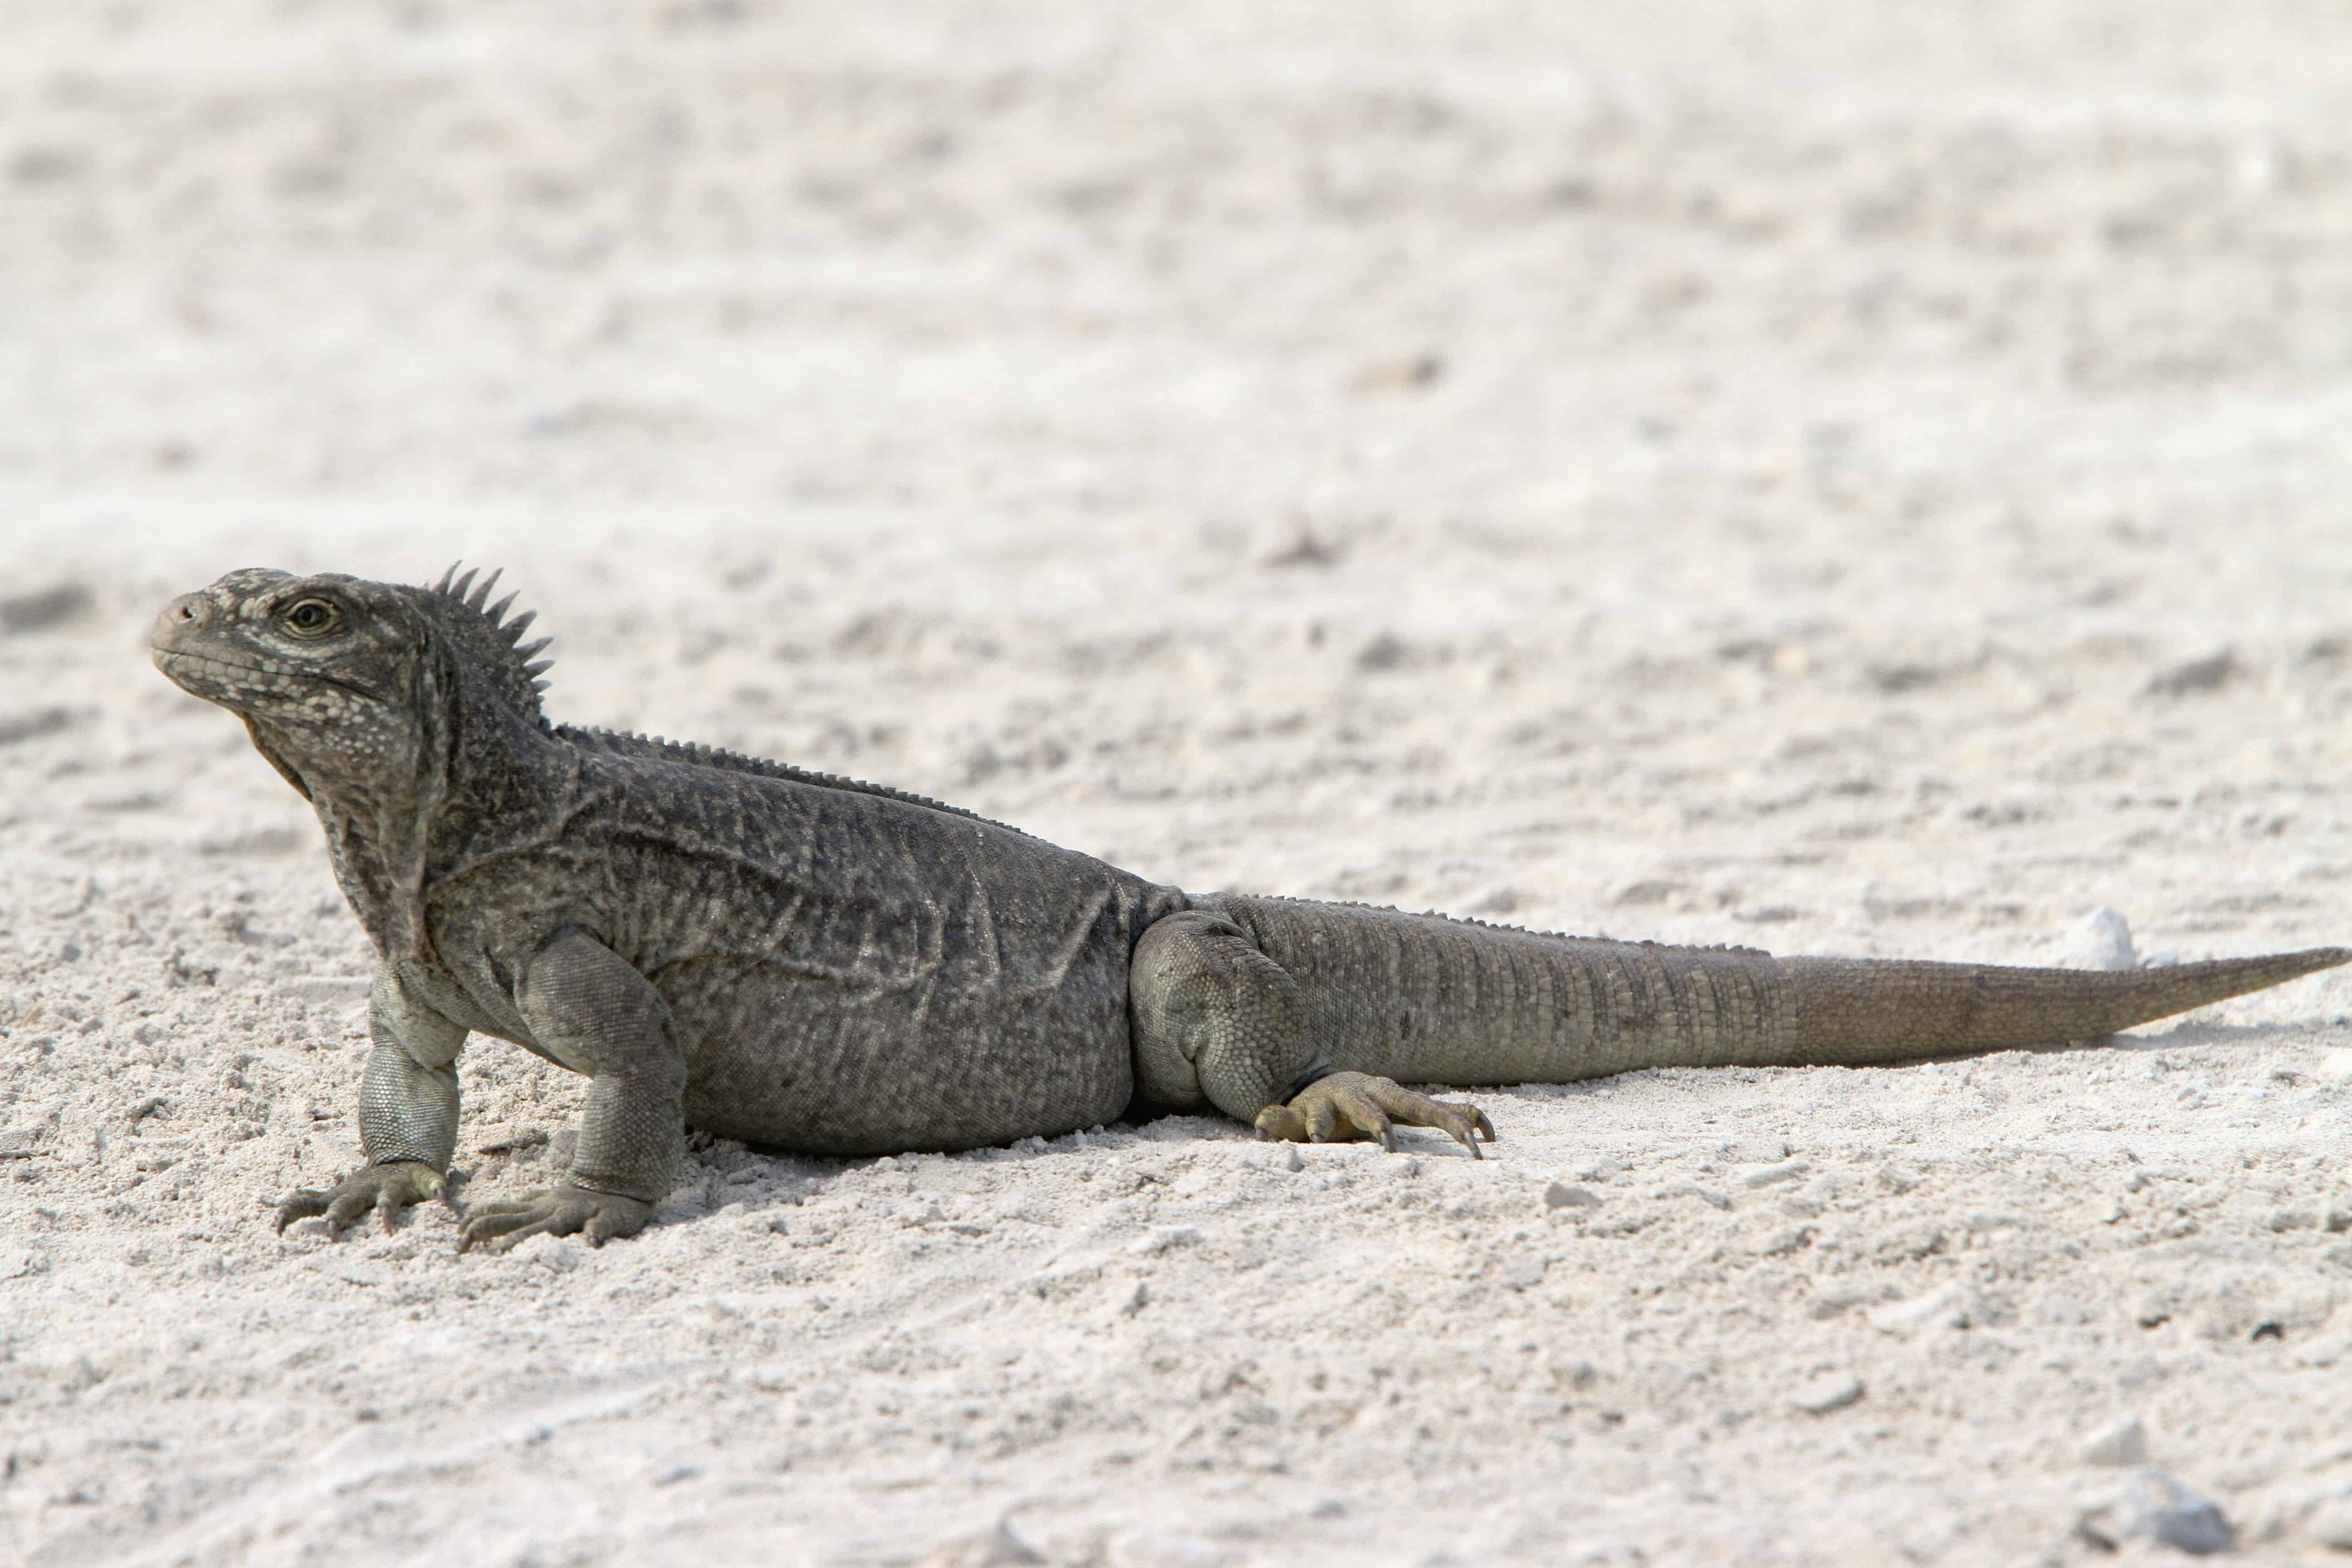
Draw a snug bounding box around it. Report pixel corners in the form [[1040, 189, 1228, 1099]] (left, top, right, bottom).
[[277, 964, 465, 1236], [456, 927, 684, 1253], [1130, 911, 1495, 1157]]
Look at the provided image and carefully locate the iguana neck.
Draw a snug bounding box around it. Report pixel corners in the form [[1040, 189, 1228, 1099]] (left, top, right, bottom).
[[253, 670, 567, 965]]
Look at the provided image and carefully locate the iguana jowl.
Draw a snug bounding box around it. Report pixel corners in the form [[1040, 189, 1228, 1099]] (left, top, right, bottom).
[[151, 567, 2350, 1251]]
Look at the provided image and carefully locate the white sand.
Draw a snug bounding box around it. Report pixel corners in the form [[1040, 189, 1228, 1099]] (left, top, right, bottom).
[[6, 4, 2352, 1563]]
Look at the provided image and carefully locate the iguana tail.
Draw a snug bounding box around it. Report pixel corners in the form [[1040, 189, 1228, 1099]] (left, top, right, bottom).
[[1200, 894, 2348, 1083], [1781, 949, 2350, 1063]]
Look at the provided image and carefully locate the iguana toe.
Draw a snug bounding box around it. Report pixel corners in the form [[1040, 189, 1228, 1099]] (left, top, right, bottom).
[[1254, 1071, 1496, 1158], [275, 1160, 446, 1237], [456, 1183, 652, 1253]]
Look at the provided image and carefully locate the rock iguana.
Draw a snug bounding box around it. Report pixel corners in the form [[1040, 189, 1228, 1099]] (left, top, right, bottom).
[[149, 567, 2351, 1251]]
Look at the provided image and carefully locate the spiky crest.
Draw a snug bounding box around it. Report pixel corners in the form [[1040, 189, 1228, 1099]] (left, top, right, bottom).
[[422, 566, 1033, 834], [556, 725, 1036, 838], [425, 562, 557, 714]]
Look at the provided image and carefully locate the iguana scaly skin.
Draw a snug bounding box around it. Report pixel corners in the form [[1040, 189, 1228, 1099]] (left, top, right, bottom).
[[150, 568, 2352, 1251]]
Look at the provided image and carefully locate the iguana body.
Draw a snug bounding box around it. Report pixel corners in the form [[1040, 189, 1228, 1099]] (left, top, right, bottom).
[[150, 567, 2350, 1250]]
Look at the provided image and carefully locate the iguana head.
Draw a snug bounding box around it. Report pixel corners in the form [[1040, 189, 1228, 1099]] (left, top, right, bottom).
[[153, 565, 556, 958], [152, 565, 552, 800]]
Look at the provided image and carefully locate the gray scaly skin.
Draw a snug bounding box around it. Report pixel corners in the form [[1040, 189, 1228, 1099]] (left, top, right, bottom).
[[150, 567, 2352, 1252]]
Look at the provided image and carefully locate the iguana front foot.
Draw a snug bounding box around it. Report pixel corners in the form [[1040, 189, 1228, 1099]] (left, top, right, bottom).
[[1254, 1071, 1497, 1158], [276, 1159, 447, 1237], [456, 1182, 652, 1253]]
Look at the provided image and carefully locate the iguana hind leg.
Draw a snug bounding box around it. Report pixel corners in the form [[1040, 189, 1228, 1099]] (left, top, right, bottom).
[[1131, 910, 1494, 1157]]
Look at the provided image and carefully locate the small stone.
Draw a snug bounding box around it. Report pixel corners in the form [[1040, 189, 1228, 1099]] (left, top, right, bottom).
[[1791, 1372, 1863, 1414], [2270, 1208, 2319, 1232], [959, 1519, 1047, 1567], [1499, 1255, 1547, 1290], [1719, 1136, 1788, 1164], [2328, 1207, 2352, 1235], [1123, 1226, 1200, 1257], [1742, 1159, 1811, 1189], [2080, 1415, 2147, 1467], [2114, 1469, 2234, 1555], [1544, 1181, 1600, 1210], [2143, 649, 2240, 700], [2317, 1049, 2352, 1086], [1281, 1145, 1304, 1173], [2061, 907, 2139, 971], [510, 1233, 578, 1272], [1869, 1284, 1975, 1338], [1572, 1156, 1624, 1182]]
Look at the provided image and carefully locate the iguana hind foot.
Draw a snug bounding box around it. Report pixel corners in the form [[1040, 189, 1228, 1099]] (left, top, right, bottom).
[[276, 1159, 447, 1237], [456, 1183, 652, 1252], [1254, 1071, 1496, 1158]]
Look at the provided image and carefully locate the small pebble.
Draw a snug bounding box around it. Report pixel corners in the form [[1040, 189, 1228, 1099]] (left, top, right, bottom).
[[1869, 1284, 1975, 1338], [2080, 1415, 2146, 1467], [2317, 1049, 2352, 1086], [2061, 907, 2138, 971], [966, 1519, 1047, 1566], [1544, 1182, 1600, 1210], [2118, 1470, 2235, 1555], [1742, 1159, 1811, 1189], [511, 1233, 578, 1272], [1281, 1145, 1304, 1172], [1791, 1372, 1863, 1414], [1499, 1255, 1547, 1290]]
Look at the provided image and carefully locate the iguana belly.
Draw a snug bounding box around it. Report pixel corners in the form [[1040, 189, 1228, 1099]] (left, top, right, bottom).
[[654, 951, 1139, 1154]]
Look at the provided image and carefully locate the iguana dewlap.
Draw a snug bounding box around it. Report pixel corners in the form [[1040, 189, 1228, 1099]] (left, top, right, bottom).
[[151, 567, 2350, 1251]]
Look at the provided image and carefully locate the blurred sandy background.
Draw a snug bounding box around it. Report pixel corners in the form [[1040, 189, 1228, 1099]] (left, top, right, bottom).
[[6, 3, 2352, 1564]]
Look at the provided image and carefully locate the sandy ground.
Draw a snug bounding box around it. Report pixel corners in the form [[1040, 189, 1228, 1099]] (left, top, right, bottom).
[[8, 3, 2352, 1563]]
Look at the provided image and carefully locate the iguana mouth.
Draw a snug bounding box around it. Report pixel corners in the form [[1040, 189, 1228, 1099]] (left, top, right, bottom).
[[152, 647, 384, 704], [153, 648, 274, 677]]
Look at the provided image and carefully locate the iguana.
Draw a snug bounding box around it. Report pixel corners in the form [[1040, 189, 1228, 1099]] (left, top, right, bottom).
[[151, 567, 2350, 1252]]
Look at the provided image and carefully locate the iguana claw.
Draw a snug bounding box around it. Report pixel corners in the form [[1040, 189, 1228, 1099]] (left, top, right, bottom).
[[456, 1182, 652, 1253], [275, 1160, 447, 1237], [1253, 1070, 1497, 1158]]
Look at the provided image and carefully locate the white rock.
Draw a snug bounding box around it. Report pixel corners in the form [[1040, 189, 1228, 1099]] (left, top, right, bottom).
[[2080, 1414, 2146, 1467], [2061, 907, 2138, 971], [2315, 1049, 2352, 1086], [1869, 1284, 1976, 1338], [1791, 1371, 1863, 1414]]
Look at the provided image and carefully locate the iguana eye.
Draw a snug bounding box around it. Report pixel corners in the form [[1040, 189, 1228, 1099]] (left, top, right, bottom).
[[281, 598, 343, 637]]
